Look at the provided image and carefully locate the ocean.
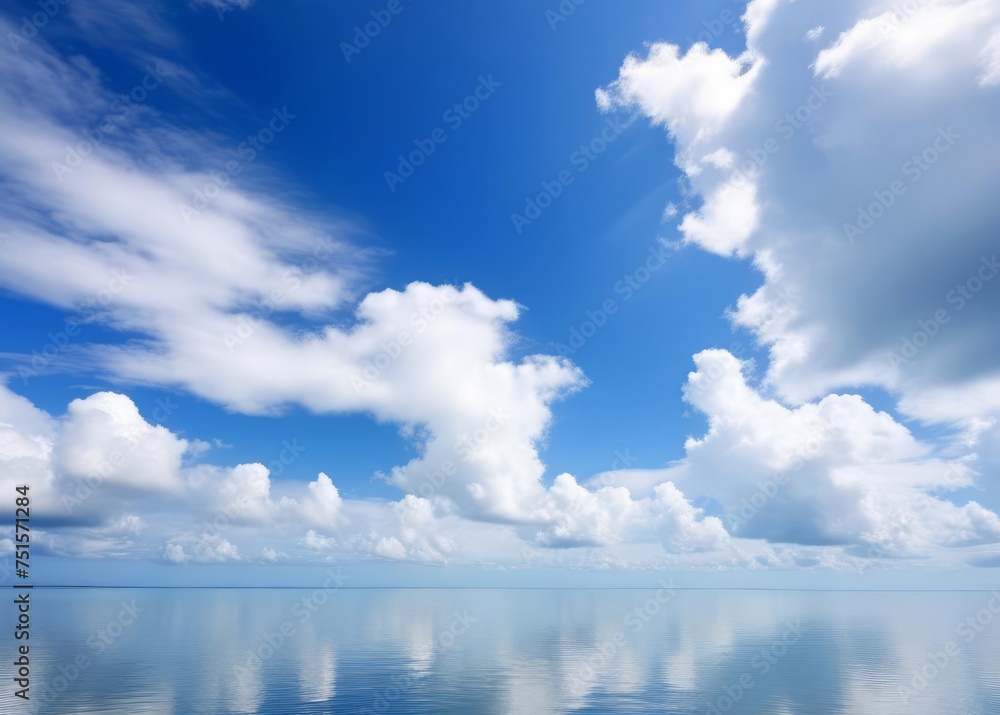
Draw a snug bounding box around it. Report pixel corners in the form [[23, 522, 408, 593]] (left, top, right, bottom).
[[3, 587, 1000, 714]]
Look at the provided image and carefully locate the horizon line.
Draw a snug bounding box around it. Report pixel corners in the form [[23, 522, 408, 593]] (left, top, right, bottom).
[[15, 585, 1000, 592]]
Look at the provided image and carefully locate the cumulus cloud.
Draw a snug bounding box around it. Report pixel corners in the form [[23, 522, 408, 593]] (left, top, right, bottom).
[[6, 374, 989, 570], [534, 474, 730, 553], [595, 348, 1000, 568], [598, 0, 1000, 431], [596, 41, 761, 161], [676, 350, 1000, 555], [813, 0, 996, 80], [56, 392, 188, 493], [0, 385, 355, 557], [164, 533, 240, 564], [0, 383, 739, 568]]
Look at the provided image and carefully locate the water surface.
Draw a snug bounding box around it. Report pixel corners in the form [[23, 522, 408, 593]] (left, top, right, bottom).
[[3, 588, 1000, 714]]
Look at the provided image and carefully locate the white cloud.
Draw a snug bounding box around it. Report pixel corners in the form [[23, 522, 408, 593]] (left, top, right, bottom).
[[804, 26, 826, 42], [373, 536, 407, 560], [302, 530, 337, 551], [164, 543, 187, 563], [596, 40, 760, 150], [302, 473, 344, 526], [164, 532, 241, 563], [598, 0, 1000, 433], [813, 0, 996, 80], [660, 350, 1000, 557], [980, 30, 1000, 87], [56, 392, 188, 493], [534, 474, 730, 553], [677, 175, 760, 256]]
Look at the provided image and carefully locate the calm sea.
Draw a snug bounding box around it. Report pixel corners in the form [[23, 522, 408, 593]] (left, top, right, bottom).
[[2, 588, 999, 714]]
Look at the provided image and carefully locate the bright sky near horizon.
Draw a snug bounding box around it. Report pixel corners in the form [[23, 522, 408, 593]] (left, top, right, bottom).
[[2, 0, 1000, 587]]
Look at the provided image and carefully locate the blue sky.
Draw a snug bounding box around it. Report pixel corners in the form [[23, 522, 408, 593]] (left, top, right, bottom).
[[2, 0, 1000, 586]]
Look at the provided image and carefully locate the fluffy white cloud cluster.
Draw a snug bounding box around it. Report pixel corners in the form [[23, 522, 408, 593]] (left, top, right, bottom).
[[599, 0, 1000, 426], [0, 382, 737, 566], [671, 350, 1000, 556], [0, 385, 362, 562], [535, 475, 729, 553], [56, 393, 187, 493], [3, 369, 993, 570]]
